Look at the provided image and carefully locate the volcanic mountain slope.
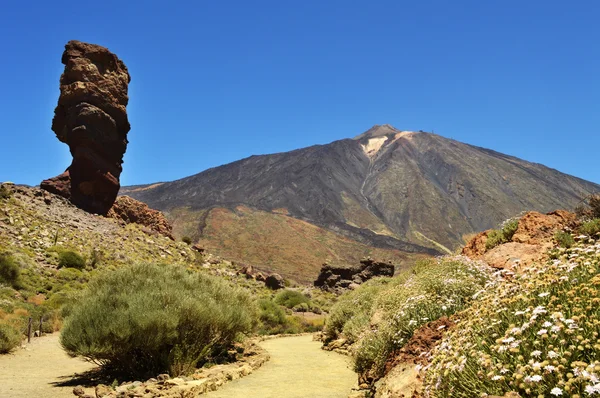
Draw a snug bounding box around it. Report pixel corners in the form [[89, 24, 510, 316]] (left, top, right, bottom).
[[123, 125, 599, 276]]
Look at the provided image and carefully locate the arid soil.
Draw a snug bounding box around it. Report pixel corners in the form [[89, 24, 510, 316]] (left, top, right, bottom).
[[0, 334, 356, 398], [0, 334, 95, 398], [205, 335, 357, 398]]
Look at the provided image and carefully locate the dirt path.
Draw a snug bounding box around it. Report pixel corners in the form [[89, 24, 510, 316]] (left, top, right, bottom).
[[0, 334, 95, 398], [205, 335, 357, 398]]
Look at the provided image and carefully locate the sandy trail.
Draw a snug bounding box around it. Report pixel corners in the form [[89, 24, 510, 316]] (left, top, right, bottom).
[[0, 334, 356, 398], [205, 335, 357, 398], [0, 334, 95, 398]]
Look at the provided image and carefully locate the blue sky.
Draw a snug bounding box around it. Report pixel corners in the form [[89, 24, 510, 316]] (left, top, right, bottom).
[[0, 0, 598, 186]]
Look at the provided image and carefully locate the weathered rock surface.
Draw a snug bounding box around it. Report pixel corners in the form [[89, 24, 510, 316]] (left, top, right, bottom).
[[265, 273, 285, 290], [107, 196, 173, 239], [41, 40, 131, 215], [462, 210, 577, 270], [314, 258, 394, 292]]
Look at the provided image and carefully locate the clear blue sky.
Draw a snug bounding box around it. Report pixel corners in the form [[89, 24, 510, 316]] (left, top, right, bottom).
[[1, 0, 598, 186]]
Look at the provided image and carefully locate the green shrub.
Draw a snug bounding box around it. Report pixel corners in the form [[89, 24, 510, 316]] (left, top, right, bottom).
[[60, 263, 257, 378], [0, 253, 22, 289], [485, 218, 519, 250], [181, 236, 193, 245], [325, 278, 390, 343], [590, 194, 600, 218], [274, 289, 309, 309], [0, 322, 22, 353], [58, 250, 86, 270], [352, 257, 494, 376], [580, 218, 600, 236], [555, 230, 575, 248], [0, 185, 11, 200], [257, 299, 288, 335]]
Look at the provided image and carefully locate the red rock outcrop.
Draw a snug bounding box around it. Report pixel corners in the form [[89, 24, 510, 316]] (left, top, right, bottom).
[[41, 40, 131, 215], [462, 210, 577, 270], [107, 196, 173, 239], [461, 230, 491, 258]]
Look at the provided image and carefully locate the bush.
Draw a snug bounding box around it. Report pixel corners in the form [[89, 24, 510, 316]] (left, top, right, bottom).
[[0, 253, 21, 289], [352, 257, 495, 376], [424, 239, 600, 397], [0, 185, 11, 200], [555, 230, 575, 248], [590, 194, 600, 218], [60, 263, 257, 378], [580, 218, 600, 236], [485, 218, 519, 250], [274, 290, 309, 309], [257, 299, 288, 335], [0, 322, 21, 353], [181, 236, 193, 245], [58, 250, 86, 270], [325, 278, 391, 343]]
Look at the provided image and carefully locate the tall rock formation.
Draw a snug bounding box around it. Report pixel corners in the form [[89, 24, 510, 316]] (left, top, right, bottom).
[[41, 40, 131, 215]]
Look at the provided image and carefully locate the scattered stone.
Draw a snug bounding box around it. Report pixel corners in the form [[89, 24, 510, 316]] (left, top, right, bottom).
[[95, 384, 112, 398], [72, 386, 86, 397], [164, 377, 185, 386], [41, 40, 131, 215], [191, 244, 205, 253]]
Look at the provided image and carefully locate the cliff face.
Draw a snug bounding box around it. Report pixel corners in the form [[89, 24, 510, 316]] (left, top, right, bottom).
[[42, 40, 131, 215]]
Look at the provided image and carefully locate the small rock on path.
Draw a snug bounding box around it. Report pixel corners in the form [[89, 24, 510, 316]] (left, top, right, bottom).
[[205, 334, 357, 398]]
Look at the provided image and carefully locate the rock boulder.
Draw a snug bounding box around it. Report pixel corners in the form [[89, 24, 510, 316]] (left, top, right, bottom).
[[265, 273, 285, 290], [41, 40, 131, 215], [107, 196, 173, 239], [314, 258, 395, 292]]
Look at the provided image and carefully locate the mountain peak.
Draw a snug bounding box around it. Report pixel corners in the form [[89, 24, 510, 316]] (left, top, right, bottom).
[[354, 124, 407, 140]]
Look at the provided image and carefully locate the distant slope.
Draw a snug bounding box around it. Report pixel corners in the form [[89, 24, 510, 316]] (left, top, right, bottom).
[[167, 205, 429, 283], [122, 124, 599, 280]]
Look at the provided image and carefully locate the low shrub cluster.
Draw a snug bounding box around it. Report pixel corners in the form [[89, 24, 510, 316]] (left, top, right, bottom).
[[0, 322, 22, 353], [256, 293, 324, 335], [555, 230, 575, 248], [0, 185, 11, 200], [580, 219, 600, 237], [326, 256, 495, 377], [57, 250, 86, 270], [274, 289, 309, 308], [325, 278, 390, 344], [60, 263, 257, 378], [424, 238, 600, 397], [486, 218, 520, 250], [0, 252, 22, 289], [257, 298, 288, 334]]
